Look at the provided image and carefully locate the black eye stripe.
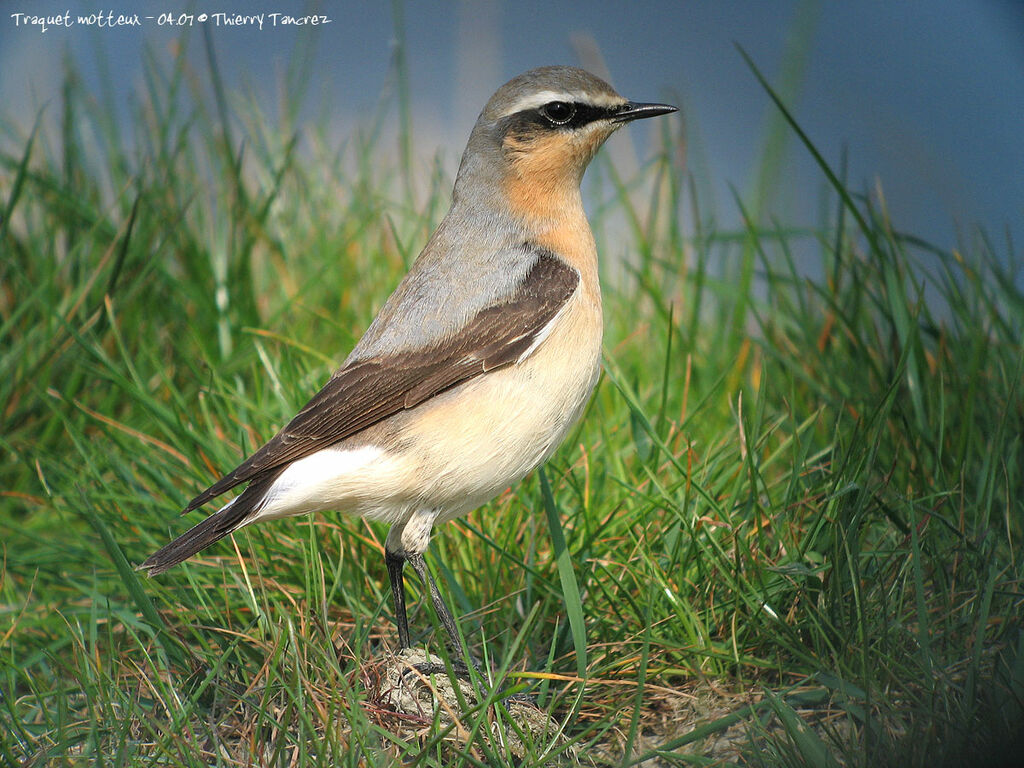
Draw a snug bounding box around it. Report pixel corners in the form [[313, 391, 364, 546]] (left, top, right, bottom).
[[501, 101, 623, 136], [549, 102, 615, 128]]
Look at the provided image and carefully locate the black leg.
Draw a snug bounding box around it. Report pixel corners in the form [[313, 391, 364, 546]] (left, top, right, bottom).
[[406, 552, 466, 659], [385, 548, 411, 650], [390, 550, 532, 700]]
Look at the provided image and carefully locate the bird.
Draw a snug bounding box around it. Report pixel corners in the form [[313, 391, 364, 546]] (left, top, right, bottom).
[[139, 65, 676, 661]]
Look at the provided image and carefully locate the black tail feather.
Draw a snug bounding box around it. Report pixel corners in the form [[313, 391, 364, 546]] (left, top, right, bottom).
[[139, 471, 279, 575]]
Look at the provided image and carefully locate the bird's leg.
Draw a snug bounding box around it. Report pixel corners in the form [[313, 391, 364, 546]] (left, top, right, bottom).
[[388, 544, 530, 699], [393, 549, 475, 679], [406, 551, 466, 660], [386, 514, 475, 680], [385, 514, 434, 651], [384, 547, 411, 650], [405, 552, 535, 701]]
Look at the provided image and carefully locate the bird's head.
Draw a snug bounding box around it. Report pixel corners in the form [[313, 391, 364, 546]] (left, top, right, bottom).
[[454, 66, 676, 219]]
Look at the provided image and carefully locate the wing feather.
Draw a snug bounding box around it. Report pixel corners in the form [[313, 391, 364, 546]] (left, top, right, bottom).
[[182, 250, 578, 513]]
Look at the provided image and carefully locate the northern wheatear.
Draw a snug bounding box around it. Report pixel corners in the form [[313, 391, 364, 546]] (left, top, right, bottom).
[[141, 66, 675, 658]]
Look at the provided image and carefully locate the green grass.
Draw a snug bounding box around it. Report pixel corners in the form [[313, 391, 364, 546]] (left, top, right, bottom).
[[2, 38, 1023, 768]]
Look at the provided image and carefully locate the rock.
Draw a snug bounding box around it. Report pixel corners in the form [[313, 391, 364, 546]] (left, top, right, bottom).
[[371, 648, 577, 764]]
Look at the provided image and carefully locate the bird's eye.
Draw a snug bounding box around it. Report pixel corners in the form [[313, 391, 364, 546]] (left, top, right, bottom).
[[540, 101, 576, 126]]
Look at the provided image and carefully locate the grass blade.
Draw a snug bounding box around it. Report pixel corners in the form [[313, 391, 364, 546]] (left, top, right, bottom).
[[540, 468, 588, 681]]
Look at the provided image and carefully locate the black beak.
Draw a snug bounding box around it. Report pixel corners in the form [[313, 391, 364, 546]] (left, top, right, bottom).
[[612, 101, 678, 123]]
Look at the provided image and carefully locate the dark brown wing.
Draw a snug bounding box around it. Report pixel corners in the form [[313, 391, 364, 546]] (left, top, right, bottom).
[[182, 251, 578, 512]]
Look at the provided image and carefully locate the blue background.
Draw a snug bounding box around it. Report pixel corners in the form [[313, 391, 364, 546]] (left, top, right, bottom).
[[2, 1, 1021, 257]]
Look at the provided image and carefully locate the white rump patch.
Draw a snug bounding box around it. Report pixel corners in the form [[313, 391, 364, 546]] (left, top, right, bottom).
[[248, 444, 391, 522]]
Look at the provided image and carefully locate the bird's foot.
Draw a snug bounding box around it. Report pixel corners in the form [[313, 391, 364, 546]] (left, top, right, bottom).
[[406, 658, 473, 680]]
